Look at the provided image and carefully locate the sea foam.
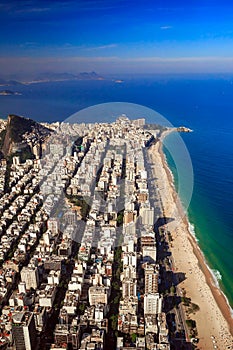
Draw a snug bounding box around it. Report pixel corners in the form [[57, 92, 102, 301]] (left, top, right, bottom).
[[208, 267, 233, 317], [210, 268, 222, 289], [189, 226, 233, 317], [188, 222, 199, 242]]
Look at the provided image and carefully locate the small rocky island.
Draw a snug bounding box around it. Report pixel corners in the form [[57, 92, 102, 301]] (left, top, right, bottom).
[[0, 90, 22, 96]]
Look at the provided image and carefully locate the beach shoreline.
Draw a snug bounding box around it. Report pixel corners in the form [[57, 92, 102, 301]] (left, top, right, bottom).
[[148, 132, 233, 349]]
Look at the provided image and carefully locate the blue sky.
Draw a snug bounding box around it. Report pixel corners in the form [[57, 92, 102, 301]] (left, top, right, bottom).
[[1, 0, 233, 77]]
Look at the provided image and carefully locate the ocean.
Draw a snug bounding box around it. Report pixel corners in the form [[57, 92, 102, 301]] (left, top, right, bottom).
[[0, 75, 233, 309]]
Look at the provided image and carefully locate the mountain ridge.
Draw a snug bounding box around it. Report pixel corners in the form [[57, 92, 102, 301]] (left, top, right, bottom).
[[1, 114, 52, 157]]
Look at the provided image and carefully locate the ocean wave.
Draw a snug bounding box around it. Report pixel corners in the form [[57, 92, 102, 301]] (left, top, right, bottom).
[[187, 221, 223, 288], [208, 268, 233, 317], [187, 223, 222, 287], [165, 161, 174, 179], [162, 153, 175, 187], [188, 222, 199, 242], [211, 269, 222, 282], [190, 232, 233, 316], [227, 299, 233, 318], [206, 265, 222, 290]]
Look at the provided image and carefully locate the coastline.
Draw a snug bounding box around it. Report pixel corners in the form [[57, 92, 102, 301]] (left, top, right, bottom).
[[148, 131, 233, 349]]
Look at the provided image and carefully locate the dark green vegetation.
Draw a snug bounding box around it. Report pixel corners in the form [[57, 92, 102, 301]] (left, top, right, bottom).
[[0, 129, 6, 148], [11, 146, 35, 163], [116, 210, 124, 226], [182, 297, 200, 313], [0, 129, 6, 158], [105, 147, 125, 348], [7, 115, 39, 143], [1, 114, 51, 156], [182, 297, 191, 306], [66, 194, 91, 220], [73, 136, 83, 148], [106, 245, 123, 346], [186, 319, 198, 338]]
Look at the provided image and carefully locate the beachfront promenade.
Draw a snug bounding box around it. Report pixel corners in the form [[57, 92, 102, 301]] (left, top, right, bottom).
[[145, 149, 190, 349], [148, 136, 233, 350]]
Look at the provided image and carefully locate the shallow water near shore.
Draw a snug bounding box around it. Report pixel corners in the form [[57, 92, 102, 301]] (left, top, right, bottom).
[[163, 130, 233, 311]]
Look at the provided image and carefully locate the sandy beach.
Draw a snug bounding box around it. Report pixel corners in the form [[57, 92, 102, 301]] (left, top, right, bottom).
[[147, 135, 233, 350]]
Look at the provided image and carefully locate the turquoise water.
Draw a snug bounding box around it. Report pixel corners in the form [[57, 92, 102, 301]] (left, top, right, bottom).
[[164, 130, 233, 310], [0, 76, 233, 309]]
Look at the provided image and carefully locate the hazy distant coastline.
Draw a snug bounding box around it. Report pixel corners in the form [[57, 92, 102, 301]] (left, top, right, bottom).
[[0, 71, 106, 86]]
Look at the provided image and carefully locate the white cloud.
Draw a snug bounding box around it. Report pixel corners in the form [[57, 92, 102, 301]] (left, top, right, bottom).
[[126, 56, 233, 63], [160, 26, 173, 30], [84, 44, 118, 51]]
